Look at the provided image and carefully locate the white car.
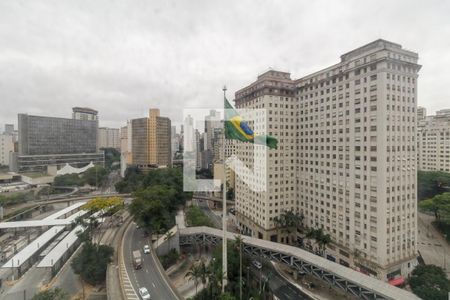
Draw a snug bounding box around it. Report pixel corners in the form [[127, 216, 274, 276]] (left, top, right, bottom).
[[139, 287, 151, 300], [143, 245, 151, 254]]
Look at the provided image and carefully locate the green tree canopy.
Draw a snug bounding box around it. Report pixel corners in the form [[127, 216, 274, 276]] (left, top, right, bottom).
[[71, 242, 114, 286], [32, 288, 68, 300], [418, 171, 450, 200], [409, 264, 450, 300], [419, 192, 450, 222]]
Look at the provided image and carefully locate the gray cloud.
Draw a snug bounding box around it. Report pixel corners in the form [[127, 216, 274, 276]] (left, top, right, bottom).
[[0, 0, 449, 129]]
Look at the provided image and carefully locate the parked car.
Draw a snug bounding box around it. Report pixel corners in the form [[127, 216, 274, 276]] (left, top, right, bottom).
[[139, 287, 151, 299], [252, 260, 262, 269], [143, 245, 151, 254]]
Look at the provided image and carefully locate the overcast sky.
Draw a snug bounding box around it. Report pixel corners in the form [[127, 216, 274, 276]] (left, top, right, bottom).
[[1, 0, 449, 130]]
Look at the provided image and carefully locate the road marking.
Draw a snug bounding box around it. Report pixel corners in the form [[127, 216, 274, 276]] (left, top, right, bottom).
[[152, 282, 156, 288]]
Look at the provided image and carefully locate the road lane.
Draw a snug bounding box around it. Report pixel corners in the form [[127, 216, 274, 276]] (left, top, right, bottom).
[[123, 222, 178, 300]]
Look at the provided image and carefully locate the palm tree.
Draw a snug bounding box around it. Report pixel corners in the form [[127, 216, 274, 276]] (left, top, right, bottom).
[[317, 231, 331, 255], [234, 235, 244, 300], [197, 260, 210, 300], [185, 264, 202, 296]]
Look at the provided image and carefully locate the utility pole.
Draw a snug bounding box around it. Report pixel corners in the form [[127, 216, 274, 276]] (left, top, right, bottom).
[[222, 85, 228, 293]]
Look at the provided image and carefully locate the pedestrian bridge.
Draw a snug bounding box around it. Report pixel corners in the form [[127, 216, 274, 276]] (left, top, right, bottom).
[[178, 226, 420, 300]]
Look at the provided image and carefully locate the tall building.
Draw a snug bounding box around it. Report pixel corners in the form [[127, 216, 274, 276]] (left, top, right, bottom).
[[0, 134, 14, 166], [4, 124, 14, 135], [3, 124, 18, 142], [417, 106, 426, 121], [234, 39, 420, 281], [12, 111, 103, 173], [417, 109, 450, 172], [171, 126, 180, 158], [72, 107, 98, 121], [98, 127, 120, 149], [120, 122, 133, 177], [131, 109, 171, 169]]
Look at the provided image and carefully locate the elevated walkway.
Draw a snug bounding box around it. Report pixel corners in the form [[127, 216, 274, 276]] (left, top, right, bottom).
[[178, 226, 420, 300]]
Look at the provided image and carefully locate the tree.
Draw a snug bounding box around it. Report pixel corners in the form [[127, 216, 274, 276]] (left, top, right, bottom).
[[102, 147, 121, 170], [273, 209, 304, 244], [419, 192, 450, 222], [186, 206, 214, 227], [409, 264, 450, 300], [71, 242, 114, 286], [185, 263, 202, 296], [32, 288, 68, 300], [418, 171, 450, 200], [83, 196, 124, 214], [83, 166, 108, 187], [218, 293, 237, 300]]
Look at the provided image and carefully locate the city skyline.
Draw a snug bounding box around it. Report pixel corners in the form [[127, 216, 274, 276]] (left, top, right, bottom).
[[1, 0, 450, 129]]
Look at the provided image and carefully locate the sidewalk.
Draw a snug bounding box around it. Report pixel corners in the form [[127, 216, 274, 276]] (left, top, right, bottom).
[[168, 253, 212, 299], [417, 212, 450, 277]]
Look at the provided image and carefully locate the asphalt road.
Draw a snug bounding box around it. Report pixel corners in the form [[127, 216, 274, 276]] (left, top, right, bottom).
[[193, 198, 222, 228], [246, 258, 310, 300], [123, 222, 178, 300]]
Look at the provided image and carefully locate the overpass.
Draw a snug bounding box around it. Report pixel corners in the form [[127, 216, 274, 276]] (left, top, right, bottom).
[[178, 226, 420, 300], [192, 194, 234, 205]]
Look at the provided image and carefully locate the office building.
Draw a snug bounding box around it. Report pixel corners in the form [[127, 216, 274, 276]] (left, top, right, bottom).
[[234, 39, 420, 281], [417, 109, 450, 172], [120, 122, 133, 177], [12, 110, 103, 173], [0, 134, 14, 166], [98, 127, 120, 149], [72, 107, 98, 121], [417, 106, 426, 121], [3, 124, 18, 142], [131, 109, 171, 169]]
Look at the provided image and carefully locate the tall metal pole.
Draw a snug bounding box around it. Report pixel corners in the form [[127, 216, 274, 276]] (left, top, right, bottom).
[[222, 85, 228, 293]]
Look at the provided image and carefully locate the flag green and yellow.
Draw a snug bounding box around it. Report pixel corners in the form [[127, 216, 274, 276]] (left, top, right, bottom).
[[224, 98, 278, 149]]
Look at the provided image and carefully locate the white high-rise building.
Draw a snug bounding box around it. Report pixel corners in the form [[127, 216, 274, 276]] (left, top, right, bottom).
[[98, 127, 120, 149], [417, 109, 450, 172], [0, 134, 14, 166], [234, 39, 420, 281]]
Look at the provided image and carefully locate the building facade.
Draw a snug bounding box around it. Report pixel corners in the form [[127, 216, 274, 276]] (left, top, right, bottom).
[[131, 109, 171, 169], [417, 109, 450, 172], [234, 39, 420, 281], [72, 107, 98, 121], [13, 111, 103, 173], [98, 127, 120, 149], [18, 114, 98, 155], [0, 134, 14, 166]]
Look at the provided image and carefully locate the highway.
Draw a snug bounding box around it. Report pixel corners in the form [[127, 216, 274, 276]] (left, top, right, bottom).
[[122, 222, 178, 300]]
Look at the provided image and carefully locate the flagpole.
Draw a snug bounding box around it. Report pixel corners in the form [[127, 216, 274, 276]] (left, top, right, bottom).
[[222, 85, 228, 293]]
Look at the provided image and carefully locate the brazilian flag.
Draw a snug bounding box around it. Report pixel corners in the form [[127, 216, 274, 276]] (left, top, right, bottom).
[[224, 98, 278, 149]]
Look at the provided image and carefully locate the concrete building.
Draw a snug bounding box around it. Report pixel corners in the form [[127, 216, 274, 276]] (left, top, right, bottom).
[[98, 127, 120, 149], [3, 124, 18, 142], [4, 124, 14, 135], [12, 111, 103, 173], [120, 122, 132, 177], [131, 109, 171, 169], [72, 107, 98, 121], [417, 109, 450, 172], [417, 106, 426, 121], [171, 126, 180, 159], [0, 134, 14, 166], [234, 39, 420, 281]]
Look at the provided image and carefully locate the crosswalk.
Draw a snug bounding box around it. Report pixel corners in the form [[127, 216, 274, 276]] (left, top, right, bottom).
[[119, 254, 139, 300]]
